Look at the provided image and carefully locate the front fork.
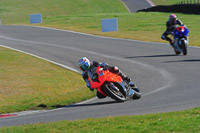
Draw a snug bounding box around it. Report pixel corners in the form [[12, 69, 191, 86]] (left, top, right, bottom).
[[114, 81, 137, 98], [173, 37, 188, 52], [124, 81, 136, 97]]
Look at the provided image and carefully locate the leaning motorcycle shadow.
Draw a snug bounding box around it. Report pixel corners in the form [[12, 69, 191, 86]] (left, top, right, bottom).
[[162, 59, 200, 63], [64, 97, 138, 108], [65, 100, 118, 108], [125, 54, 177, 59], [36, 100, 119, 109]]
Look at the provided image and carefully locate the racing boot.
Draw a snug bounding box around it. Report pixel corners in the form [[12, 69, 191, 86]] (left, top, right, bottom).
[[129, 81, 140, 92], [120, 72, 131, 85], [111, 67, 136, 89], [120, 73, 140, 92]]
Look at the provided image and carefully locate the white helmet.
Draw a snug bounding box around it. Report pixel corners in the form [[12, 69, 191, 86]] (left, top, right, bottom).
[[78, 57, 90, 71]]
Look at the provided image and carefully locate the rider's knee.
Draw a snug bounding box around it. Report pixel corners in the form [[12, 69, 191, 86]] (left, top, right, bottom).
[[97, 91, 106, 99], [161, 34, 166, 40]]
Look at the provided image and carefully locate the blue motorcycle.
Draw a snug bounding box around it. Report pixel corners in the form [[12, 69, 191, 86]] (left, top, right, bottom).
[[172, 26, 189, 55]]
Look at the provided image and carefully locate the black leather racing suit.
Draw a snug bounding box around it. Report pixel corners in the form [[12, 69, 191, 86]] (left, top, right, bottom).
[[161, 19, 183, 45]]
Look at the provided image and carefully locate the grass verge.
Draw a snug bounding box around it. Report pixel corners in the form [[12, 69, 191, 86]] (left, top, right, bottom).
[[35, 12, 200, 46], [0, 0, 199, 47], [0, 107, 200, 132], [0, 46, 95, 113]]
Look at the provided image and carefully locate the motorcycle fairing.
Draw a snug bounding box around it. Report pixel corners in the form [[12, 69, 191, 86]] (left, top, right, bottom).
[[174, 26, 189, 38], [173, 26, 189, 52], [89, 66, 125, 96]]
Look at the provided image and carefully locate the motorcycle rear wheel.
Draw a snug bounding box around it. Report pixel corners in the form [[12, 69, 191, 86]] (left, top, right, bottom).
[[174, 48, 181, 55]]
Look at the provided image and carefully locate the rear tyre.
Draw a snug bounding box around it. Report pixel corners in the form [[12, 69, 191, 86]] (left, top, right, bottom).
[[174, 48, 181, 55], [104, 83, 126, 102]]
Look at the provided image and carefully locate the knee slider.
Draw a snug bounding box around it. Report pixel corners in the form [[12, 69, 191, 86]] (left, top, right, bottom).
[[161, 35, 166, 40]]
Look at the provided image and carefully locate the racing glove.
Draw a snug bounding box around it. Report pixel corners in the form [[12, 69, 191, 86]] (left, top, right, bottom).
[[86, 79, 94, 91]]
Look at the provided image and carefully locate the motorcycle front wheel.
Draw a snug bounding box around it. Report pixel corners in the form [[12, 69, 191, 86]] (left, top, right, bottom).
[[104, 83, 126, 102], [181, 40, 187, 55]]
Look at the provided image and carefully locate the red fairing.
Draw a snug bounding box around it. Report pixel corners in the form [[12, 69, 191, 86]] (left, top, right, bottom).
[[176, 26, 185, 32], [89, 66, 122, 96]]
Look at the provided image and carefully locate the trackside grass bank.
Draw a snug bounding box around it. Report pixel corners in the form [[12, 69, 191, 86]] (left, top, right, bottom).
[[0, 107, 200, 132], [0, 47, 95, 113], [0, 0, 199, 46], [38, 12, 200, 46]]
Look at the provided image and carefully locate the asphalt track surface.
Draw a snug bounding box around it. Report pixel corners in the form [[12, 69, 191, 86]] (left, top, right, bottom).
[[0, 25, 200, 127], [121, 0, 154, 13]]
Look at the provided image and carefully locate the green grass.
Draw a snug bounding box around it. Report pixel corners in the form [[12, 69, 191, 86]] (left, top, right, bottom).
[[0, 0, 199, 46], [0, 0, 128, 24], [0, 107, 200, 132], [37, 12, 200, 46], [0, 47, 95, 113]]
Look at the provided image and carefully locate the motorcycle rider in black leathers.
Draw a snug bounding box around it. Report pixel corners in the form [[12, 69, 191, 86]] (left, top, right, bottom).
[[78, 57, 136, 99], [161, 14, 184, 47]]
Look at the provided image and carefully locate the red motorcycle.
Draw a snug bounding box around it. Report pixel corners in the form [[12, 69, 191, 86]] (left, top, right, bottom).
[[88, 66, 141, 102]]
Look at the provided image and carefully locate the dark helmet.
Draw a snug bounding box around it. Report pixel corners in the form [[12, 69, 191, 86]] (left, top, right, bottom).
[[78, 57, 90, 71], [169, 14, 177, 23]]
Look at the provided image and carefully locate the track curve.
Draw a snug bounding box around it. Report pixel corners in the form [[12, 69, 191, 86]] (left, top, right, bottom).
[[121, 0, 154, 13], [0, 25, 200, 127]]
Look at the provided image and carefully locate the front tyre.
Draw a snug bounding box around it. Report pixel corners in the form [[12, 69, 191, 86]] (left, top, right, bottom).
[[132, 91, 142, 99], [181, 40, 187, 55], [104, 83, 126, 102]]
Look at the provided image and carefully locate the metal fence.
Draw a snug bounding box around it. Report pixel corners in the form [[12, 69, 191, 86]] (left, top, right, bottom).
[[176, 0, 200, 4]]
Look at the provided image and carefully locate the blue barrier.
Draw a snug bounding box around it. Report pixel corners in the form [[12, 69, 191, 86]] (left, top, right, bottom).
[[30, 14, 42, 24], [101, 18, 118, 32]]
